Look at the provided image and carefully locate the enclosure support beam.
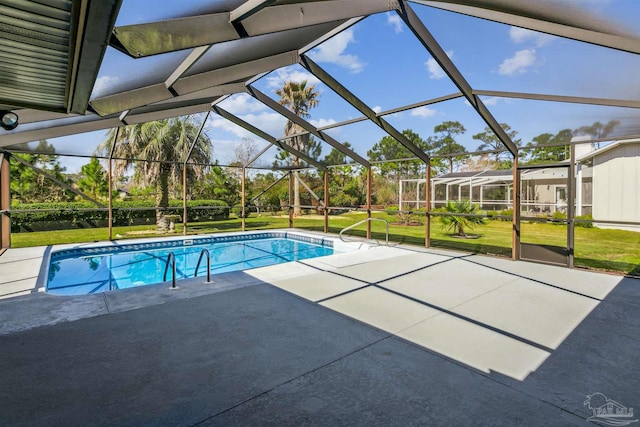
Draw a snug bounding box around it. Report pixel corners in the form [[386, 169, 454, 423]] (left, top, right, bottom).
[[414, 0, 640, 55], [568, 144, 576, 268], [300, 55, 430, 164], [425, 161, 431, 248], [230, 0, 277, 24], [295, 174, 325, 208], [367, 167, 372, 240], [324, 170, 329, 234], [397, 2, 518, 157], [247, 86, 370, 168], [0, 152, 10, 251], [245, 143, 272, 168], [183, 111, 211, 236], [512, 155, 520, 260], [288, 172, 294, 229], [10, 155, 106, 208], [213, 105, 326, 170], [108, 127, 120, 240], [241, 167, 246, 231], [249, 172, 289, 205]]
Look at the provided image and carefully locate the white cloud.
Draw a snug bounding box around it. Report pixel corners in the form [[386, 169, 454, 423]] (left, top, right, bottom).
[[410, 106, 437, 118], [266, 67, 321, 89], [207, 138, 238, 164], [218, 93, 266, 114], [208, 117, 253, 139], [509, 27, 555, 47], [372, 106, 382, 114], [241, 112, 288, 138], [498, 49, 536, 76], [386, 12, 403, 33], [482, 97, 499, 106], [208, 112, 287, 140], [310, 118, 337, 129], [312, 28, 364, 73], [425, 50, 453, 79], [92, 75, 118, 97]]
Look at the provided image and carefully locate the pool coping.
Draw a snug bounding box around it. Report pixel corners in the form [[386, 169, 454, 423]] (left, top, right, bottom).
[[38, 229, 370, 292], [0, 229, 377, 335], [1, 228, 633, 338]]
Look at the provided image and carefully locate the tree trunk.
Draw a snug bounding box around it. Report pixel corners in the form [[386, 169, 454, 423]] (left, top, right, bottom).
[[293, 171, 301, 216], [292, 140, 302, 216], [156, 165, 170, 232]]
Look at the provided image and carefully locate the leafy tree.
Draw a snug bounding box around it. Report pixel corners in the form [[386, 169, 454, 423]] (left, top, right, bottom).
[[323, 142, 351, 166], [574, 120, 620, 148], [273, 135, 322, 168], [430, 121, 468, 174], [192, 163, 240, 208], [472, 123, 521, 167], [251, 172, 289, 213], [439, 200, 486, 237], [367, 129, 430, 178], [322, 143, 365, 208], [523, 129, 573, 164], [523, 120, 620, 164], [77, 158, 109, 199], [10, 140, 74, 203], [276, 80, 320, 216], [98, 117, 212, 232]]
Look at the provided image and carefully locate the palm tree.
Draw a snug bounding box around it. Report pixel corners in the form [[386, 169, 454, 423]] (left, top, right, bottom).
[[98, 116, 212, 232], [276, 80, 320, 216], [439, 200, 486, 237]]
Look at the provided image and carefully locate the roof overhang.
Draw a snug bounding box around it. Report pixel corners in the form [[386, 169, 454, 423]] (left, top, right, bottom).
[[0, 0, 121, 114], [577, 138, 640, 161]]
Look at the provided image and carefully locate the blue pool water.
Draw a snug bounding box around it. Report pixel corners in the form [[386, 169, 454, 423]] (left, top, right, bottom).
[[47, 235, 334, 295]]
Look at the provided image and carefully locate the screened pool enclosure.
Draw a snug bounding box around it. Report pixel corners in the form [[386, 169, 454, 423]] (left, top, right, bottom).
[[1, 0, 640, 269]]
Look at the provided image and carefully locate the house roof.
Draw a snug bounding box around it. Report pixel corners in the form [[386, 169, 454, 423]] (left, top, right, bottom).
[[577, 138, 640, 162]]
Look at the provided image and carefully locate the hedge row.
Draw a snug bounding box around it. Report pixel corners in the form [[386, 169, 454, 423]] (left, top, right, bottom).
[[10, 200, 229, 228]]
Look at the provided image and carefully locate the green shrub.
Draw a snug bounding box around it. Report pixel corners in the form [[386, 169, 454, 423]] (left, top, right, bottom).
[[10, 200, 229, 230], [500, 208, 513, 219], [552, 210, 567, 222], [576, 214, 594, 228], [330, 192, 358, 209], [485, 209, 513, 221]]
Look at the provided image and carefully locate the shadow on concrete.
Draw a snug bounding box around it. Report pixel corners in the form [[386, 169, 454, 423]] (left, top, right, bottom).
[[1, 273, 638, 425]]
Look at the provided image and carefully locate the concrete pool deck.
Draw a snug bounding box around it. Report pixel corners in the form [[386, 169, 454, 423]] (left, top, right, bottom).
[[0, 232, 639, 425]]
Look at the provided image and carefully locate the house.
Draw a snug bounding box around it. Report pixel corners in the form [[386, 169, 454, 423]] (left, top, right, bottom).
[[577, 139, 640, 232], [398, 138, 640, 231]]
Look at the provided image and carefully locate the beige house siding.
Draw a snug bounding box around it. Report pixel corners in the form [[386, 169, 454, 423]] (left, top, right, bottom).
[[592, 143, 640, 226]]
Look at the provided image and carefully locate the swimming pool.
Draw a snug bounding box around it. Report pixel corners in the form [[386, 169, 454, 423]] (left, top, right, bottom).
[[46, 232, 336, 295]]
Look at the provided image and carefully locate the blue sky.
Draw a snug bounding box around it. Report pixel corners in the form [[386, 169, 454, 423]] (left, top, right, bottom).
[[29, 0, 640, 172]]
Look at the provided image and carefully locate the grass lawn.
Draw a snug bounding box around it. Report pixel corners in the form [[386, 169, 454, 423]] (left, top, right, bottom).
[[8, 212, 640, 276]]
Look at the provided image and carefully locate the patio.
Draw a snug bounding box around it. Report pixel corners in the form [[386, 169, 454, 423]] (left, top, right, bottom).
[[1, 241, 638, 425]]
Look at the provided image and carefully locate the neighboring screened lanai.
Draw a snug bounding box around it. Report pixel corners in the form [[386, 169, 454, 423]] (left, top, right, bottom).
[[1, 0, 640, 269]]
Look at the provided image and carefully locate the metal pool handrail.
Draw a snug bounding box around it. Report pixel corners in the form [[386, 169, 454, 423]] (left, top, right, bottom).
[[163, 252, 178, 289], [194, 248, 212, 284], [339, 218, 389, 246]]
